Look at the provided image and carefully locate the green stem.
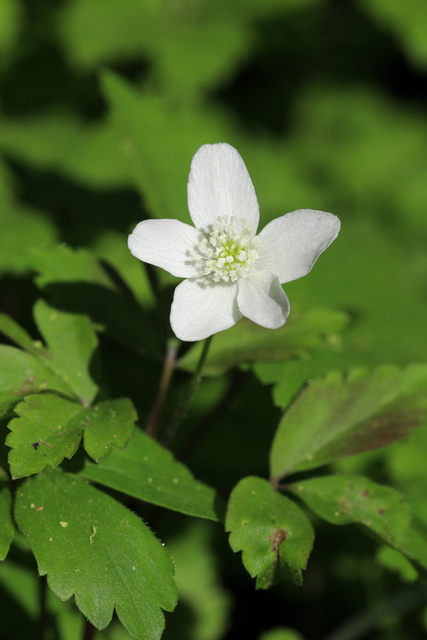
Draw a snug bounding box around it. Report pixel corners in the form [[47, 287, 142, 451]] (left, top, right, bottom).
[[146, 339, 179, 439], [163, 336, 213, 446]]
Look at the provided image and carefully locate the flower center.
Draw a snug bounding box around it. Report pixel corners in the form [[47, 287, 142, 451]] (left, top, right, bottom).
[[194, 216, 259, 283]]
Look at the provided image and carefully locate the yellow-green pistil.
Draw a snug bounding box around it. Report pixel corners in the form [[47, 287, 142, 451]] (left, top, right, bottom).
[[195, 216, 259, 283]]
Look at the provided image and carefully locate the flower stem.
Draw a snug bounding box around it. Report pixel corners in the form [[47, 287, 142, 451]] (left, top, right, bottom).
[[146, 338, 179, 439], [82, 619, 96, 640], [163, 336, 213, 446]]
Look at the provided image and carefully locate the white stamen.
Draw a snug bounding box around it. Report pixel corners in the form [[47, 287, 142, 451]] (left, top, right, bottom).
[[193, 216, 259, 283]]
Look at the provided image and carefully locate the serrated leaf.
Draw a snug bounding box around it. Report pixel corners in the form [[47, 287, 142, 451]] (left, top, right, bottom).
[[7, 395, 137, 478], [289, 474, 427, 570], [226, 476, 314, 588], [0, 301, 99, 410], [14, 470, 178, 640], [0, 345, 72, 417], [82, 398, 137, 461], [0, 486, 14, 560], [79, 428, 221, 522], [270, 365, 427, 481], [180, 308, 348, 376], [33, 300, 99, 405], [7, 394, 85, 479]]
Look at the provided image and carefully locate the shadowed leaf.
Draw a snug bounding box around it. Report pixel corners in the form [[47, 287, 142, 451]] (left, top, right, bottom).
[[270, 365, 427, 481]]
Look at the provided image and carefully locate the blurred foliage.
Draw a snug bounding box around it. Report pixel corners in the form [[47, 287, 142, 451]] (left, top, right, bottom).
[[1, 0, 427, 639]]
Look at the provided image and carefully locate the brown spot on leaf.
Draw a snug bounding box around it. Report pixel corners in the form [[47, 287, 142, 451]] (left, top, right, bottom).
[[269, 528, 288, 565]]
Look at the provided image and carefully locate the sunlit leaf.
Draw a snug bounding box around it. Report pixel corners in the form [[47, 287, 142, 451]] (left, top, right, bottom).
[[0, 114, 131, 188], [0, 204, 58, 276], [15, 470, 178, 639], [80, 428, 221, 522], [61, 0, 252, 100], [7, 394, 85, 479], [226, 476, 314, 588], [102, 71, 230, 223], [270, 365, 427, 481], [0, 298, 99, 413], [33, 300, 99, 405], [7, 395, 137, 478], [0, 345, 71, 417]]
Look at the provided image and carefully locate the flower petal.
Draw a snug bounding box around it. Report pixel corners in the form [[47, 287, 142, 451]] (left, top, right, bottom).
[[256, 209, 341, 284], [170, 279, 241, 341], [187, 143, 260, 233], [128, 219, 201, 278], [237, 271, 290, 329]]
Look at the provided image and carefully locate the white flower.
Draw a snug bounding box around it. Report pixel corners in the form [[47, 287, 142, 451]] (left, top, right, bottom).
[[128, 143, 340, 342]]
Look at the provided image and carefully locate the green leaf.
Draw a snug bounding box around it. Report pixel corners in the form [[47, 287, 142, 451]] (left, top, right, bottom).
[[27, 244, 161, 358], [0, 547, 40, 634], [7, 395, 137, 478], [166, 522, 231, 640], [0, 299, 100, 407], [226, 476, 314, 588], [0, 113, 131, 188], [288, 474, 427, 570], [79, 428, 221, 521], [180, 308, 348, 376], [93, 230, 156, 308], [82, 398, 137, 462], [0, 313, 41, 356], [101, 71, 229, 223], [376, 546, 418, 583], [0, 345, 72, 417], [259, 629, 305, 640], [61, 0, 250, 100], [359, 0, 427, 69], [270, 365, 427, 481], [14, 469, 178, 639], [7, 394, 85, 479], [0, 0, 21, 69], [0, 203, 58, 277], [33, 300, 99, 405], [0, 486, 14, 560]]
